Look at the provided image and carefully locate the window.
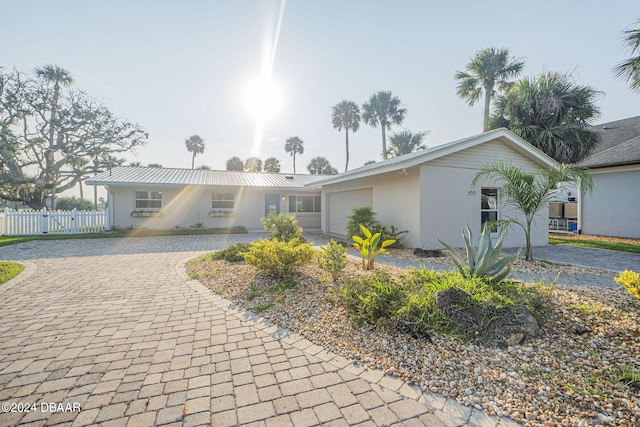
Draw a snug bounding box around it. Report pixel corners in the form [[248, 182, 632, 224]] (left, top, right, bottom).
[[481, 188, 498, 232], [212, 193, 235, 210], [288, 195, 321, 213], [135, 191, 162, 209]]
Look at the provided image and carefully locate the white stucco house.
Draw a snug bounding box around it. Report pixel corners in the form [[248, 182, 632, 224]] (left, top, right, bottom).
[[578, 116, 640, 239], [88, 128, 559, 249], [86, 168, 323, 231]]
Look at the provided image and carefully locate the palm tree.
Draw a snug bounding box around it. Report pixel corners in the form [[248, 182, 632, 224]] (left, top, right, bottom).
[[245, 157, 262, 172], [386, 130, 428, 157], [471, 161, 592, 261], [455, 48, 524, 132], [613, 19, 640, 92], [264, 157, 281, 173], [331, 100, 360, 171], [489, 72, 602, 164], [284, 137, 304, 173], [361, 91, 406, 160], [34, 64, 74, 209], [128, 161, 142, 167], [184, 135, 205, 169], [307, 157, 338, 175], [226, 156, 244, 171]]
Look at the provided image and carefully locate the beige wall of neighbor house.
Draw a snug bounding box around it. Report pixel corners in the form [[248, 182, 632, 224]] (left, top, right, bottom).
[[581, 166, 640, 239], [107, 185, 320, 231]]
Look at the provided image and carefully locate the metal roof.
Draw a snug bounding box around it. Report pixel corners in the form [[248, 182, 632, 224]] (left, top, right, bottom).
[[87, 167, 324, 188]]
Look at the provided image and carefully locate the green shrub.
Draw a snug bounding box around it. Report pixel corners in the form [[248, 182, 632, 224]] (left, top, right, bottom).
[[55, 196, 95, 211], [340, 266, 554, 338], [318, 240, 348, 282], [347, 206, 407, 247], [210, 243, 251, 262], [614, 270, 640, 300], [439, 224, 518, 282], [347, 206, 382, 239], [381, 225, 408, 248], [352, 225, 395, 270], [340, 271, 404, 327], [261, 213, 303, 242], [244, 239, 315, 279]]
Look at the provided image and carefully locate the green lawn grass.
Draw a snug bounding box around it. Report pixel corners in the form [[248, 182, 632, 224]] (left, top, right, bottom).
[[0, 262, 25, 284], [0, 226, 248, 247], [549, 237, 640, 255]]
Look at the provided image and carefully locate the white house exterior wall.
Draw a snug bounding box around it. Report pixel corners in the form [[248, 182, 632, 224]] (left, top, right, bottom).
[[428, 139, 543, 173], [107, 185, 320, 231], [419, 139, 548, 250], [321, 170, 421, 247], [418, 165, 547, 249], [581, 166, 640, 238]]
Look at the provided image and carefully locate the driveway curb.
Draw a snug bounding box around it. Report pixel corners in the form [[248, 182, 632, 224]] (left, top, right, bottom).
[[0, 260, 37, 294], [174, 255, 523, 427]]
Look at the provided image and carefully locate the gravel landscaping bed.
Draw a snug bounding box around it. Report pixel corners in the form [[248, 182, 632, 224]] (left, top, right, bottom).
[[186, 252, 640, 427]]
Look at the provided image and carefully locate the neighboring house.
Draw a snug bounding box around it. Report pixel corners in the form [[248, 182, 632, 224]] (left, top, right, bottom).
[[88, 128, 559, 249], [309, 128, 558, 249], [86, 168, 323, 231], [578, 116, 640, 239]]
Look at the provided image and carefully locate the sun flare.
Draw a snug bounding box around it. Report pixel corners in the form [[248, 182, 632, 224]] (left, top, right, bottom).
[[243, 75, 283, 122]]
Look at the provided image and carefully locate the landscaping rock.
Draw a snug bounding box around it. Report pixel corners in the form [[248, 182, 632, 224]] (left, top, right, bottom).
[[413, 248, 446, 258], [434, 287, 540, 347]]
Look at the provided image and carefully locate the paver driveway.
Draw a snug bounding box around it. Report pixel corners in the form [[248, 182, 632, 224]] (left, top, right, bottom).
[[0, 235, 519, 427]]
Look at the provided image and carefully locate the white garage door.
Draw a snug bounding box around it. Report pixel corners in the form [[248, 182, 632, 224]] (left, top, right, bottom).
[[328, 189, 373, 236]]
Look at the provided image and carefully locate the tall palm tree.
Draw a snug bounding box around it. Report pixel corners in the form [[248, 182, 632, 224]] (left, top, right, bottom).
[[245, 157, 262, 172], [184, 135, 205, 169], [386, 130, 428, 157], [226, 156, 244, 171], [307, 156, 337, 175], [614, 19, 640, 92], [264, 157, 281, 173], [284, 136, 304, 173], [361, 91, 406, 160], [331, 100, 360, 171], [489, 72, 602, 164], [455, 48, 524, 131], [34, 64, 73, 209]]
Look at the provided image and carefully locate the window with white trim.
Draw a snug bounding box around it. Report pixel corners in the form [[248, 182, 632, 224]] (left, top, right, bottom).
[[288, 195, 321, 213], [481, 188, 498, 233], [134, 191, 162, 209], [212, 192, 235, 210]]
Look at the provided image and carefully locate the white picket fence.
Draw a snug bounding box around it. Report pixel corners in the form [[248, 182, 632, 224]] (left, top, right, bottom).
[[2, 208, 109, 236]]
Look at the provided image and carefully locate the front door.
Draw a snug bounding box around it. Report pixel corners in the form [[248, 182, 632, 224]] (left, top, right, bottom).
[[265, 194, 280, 217]]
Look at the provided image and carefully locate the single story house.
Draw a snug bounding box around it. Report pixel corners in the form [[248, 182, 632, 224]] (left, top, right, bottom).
[[88, 128, 559, 249], [578, 116, 640, 239], [86, 168, 324, 231], [310, 128, 558, 249]]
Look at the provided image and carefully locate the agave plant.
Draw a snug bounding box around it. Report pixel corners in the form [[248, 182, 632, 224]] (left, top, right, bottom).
[[439, 224, 519, 282], [353, 225, 396, 270]]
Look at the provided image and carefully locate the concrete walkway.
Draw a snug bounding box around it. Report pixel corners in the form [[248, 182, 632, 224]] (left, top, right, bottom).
[[0, 234, 522, 427]]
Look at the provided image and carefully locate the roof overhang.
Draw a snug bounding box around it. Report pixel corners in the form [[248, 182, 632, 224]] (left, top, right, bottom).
[[306, 128, 559, 187]]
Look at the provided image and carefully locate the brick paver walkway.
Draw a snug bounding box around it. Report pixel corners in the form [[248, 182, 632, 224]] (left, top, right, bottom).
[[0, 234, 534, 426]]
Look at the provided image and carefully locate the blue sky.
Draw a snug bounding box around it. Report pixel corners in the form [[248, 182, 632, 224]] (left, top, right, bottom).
[[3, 0, 639, 174]]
